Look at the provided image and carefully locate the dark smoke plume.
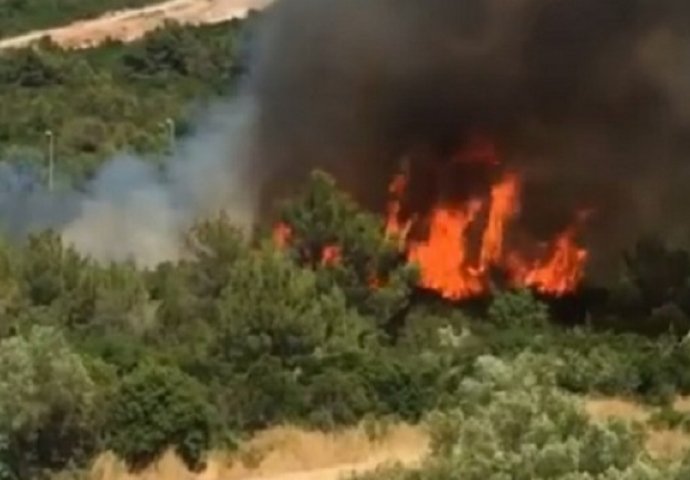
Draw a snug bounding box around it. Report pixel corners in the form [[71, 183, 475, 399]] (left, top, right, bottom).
[[249, 0, 690, 280]]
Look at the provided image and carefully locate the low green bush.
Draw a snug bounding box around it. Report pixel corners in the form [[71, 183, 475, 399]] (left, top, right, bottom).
[[356, 353, 686, 480], [104, 362, 214, 471]]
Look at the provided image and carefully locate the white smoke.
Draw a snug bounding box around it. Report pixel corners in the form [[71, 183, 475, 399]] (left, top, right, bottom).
[[46, 96, 258, 267]]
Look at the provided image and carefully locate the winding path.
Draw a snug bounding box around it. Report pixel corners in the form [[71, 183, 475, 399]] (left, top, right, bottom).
[[0, 0, 271, 51]]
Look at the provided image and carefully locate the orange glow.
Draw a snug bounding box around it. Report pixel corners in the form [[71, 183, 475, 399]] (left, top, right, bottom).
[[273, 222, 292, 248], [272, 221, 341, 267], [408, 201, 483, 300], [385, 172, 406, 237], [479, 173, 520, 270], [385, 170, 413, 244], [368, 274, 383, 290], [321, 245, 342, 266], [522, 226, 588, 296]]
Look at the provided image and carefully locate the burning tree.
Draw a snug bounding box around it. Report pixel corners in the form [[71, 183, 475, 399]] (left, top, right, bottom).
[[273, 170, 418, 333], [272, 145, 592, 313]]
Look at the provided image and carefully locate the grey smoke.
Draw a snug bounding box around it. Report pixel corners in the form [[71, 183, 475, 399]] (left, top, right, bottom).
[[0, 97, 258, 267]]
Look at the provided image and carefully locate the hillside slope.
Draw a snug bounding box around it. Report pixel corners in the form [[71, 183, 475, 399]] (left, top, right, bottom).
[[0, 0, 271, 50]]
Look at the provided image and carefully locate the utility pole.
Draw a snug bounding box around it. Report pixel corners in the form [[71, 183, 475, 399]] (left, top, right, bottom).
[[164, 117, 175, 155], [45, 130, 54, 192]]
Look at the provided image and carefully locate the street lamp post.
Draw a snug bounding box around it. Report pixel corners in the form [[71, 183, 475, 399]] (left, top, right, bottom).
[[165, 118, 175, 155], [45, 130, 54, 192]]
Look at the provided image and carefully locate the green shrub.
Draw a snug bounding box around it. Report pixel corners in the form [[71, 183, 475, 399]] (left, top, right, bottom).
[[0, 326, 98, 479], [648, 406, 690, 432], [556, 344, 642, 395], [487, 289, 549, 329], [305, 369, 374, 429], [675, 453, 690, 480], [360, 354, 677, 480], [104, 362, 214, 471]]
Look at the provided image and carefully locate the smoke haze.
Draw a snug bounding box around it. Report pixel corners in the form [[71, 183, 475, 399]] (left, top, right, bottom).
[[0, 98, 258, 267], [249, 0, 690, 279]]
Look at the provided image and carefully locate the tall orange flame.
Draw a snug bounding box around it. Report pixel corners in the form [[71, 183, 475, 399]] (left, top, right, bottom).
[[273, 139, 588, 300], [523, 211, 590, 295], [387, 141, 588, 300], [408, 201, 483, 300], [479, 173, 520, 270], [522, 225, 588, 296]]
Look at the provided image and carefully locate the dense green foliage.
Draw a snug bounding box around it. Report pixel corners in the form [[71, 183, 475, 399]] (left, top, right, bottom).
[[104, 363, 213, 471], [0, 17, 253, 183], [0, 327, 98, 480], [0, 0, 160, 38], [355, 354, 690, 480]]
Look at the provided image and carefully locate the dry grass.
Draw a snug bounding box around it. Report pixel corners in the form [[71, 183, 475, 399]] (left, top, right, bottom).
[[585, 397, 651, 423], [585, 396, 690, 459], [89, 424, 428, 480], [87, 396, 690, 479]]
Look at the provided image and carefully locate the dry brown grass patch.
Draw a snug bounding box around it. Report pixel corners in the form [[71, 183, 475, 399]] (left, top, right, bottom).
[[585, 396, 690, 459], [88, 424, 428, 480]]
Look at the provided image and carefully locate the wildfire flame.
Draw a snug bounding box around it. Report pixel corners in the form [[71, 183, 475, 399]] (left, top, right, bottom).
[[272, 222, 342, 266], [385, 167, 413, 244], [479, 173, 520, 271], [518, 211, 591, 296], [408, 201, 484, 299], [321, 245, 342, 266], [274, 139, 589, 301], [386, 142, 588, 300], [522, 227, 588, 295]]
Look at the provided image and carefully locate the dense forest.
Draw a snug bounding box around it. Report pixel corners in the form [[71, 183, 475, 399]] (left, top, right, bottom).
[[3, 8, 690, 480]]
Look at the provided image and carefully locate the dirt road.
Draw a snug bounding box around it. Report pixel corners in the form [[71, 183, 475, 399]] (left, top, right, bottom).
[[242, 458, 406, 480], [0, 0, 272, 51], [91, 425, 428, 480]]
